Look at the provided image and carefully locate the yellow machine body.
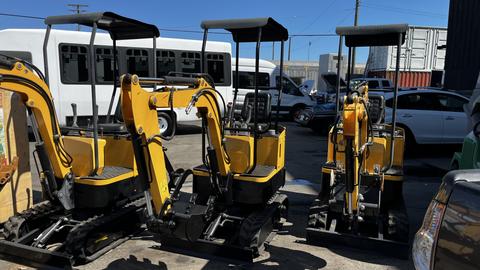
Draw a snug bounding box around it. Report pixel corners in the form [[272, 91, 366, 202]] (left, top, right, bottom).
[[0, 62, 143, 209], [323, 132, 405, 182], [322, 86, 405, 214], [120, 75, 286, 216]]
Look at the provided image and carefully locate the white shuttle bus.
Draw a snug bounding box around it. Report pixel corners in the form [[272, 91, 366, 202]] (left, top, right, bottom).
[[0, 29, 232, 134], [232, 58, 315, 119]]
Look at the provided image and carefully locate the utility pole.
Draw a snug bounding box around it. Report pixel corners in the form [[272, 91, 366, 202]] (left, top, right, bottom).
[[288, 37, 292, 61], [352, 0, 360, 74], [307, 41, 312, 62], [68, 4, 88, 31]]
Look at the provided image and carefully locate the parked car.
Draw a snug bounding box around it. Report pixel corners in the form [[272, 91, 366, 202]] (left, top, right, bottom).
[[384, 89, 469, 146], [413, 169, 480, 270], [352, 77, 393, 90], [299, 88, 469, 144]]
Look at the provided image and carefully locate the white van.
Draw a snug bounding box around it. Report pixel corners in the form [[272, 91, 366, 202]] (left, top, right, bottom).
[[0, 29, 232, 134], [232, 58, 315, 118]]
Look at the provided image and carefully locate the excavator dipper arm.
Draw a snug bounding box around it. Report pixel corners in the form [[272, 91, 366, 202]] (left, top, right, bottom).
[[120, 74, 229, 217]]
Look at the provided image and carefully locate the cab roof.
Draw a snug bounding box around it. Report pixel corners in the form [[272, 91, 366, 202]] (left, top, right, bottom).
[[44, 11, 160, 40], [201, 17, 288, 42]]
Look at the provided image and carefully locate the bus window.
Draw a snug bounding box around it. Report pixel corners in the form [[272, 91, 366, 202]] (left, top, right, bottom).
[[156, 50, 176, 77], [180, 51, 201, 73], [60, 44, 89, 84], [0, 51, 32, 63], [95, 47, 115, 83], [207, 53, 225, 84], [126, 48, 150, 77]]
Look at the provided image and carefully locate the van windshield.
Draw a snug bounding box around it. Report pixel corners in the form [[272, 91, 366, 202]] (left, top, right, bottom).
[[276, 76, 303, 96]]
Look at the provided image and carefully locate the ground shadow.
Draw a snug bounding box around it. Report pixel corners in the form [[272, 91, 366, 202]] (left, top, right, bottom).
[[103, 255, 167, 270], [277, 189, 317, 239], [294, 239, 413, 269], [198, 245, 327, 270], [175, 124, 202, 135]]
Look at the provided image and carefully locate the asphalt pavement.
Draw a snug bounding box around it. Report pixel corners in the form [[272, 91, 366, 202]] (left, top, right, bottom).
[[1, 121, 456, 270]]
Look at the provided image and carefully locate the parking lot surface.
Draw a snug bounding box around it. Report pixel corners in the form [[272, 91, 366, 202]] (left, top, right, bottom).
[[1, 122, 454, 270]]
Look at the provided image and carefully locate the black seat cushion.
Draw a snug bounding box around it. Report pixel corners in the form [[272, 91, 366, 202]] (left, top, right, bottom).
[[368, 95, 385, 125], [241, 92, 272, 123], [98, 123, 128, 134], [98, 98, 128, 134]]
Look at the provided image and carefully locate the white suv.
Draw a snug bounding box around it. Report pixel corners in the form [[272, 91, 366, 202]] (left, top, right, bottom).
[[382, 89, 469, 145]]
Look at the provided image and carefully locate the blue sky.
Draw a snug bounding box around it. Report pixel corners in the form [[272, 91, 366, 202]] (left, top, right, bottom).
[[1, 0, 450, 63]]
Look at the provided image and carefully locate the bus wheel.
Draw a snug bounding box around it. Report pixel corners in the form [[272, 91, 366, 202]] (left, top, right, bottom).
[[158, 112, 174, 136]]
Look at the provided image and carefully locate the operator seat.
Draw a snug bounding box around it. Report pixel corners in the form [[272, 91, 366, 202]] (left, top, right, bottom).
[[241, 92, 272, 131], [367, 94, 385, 125], [98, 101, 128, 134]]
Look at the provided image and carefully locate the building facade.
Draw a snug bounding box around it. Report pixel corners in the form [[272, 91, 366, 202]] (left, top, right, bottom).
[[444, 0, 480, 91]]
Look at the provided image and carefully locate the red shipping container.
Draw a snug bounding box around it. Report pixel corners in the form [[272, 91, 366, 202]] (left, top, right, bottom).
[[367, 71, 431, 88]]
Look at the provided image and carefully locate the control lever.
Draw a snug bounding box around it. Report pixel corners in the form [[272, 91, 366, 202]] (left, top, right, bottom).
[[71, 103, 79, 128], [244, 104, 253, 124], [226, 102, 233, 122]]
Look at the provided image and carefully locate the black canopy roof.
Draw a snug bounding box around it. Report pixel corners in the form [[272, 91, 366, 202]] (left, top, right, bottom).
[[335, 24, 408, 47], [44, 12, 159, 40], [201, 17, 288, 42]]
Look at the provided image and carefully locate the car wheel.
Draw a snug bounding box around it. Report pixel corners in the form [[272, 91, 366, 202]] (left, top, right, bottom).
[[290, 104, 306, 121], [158, 112, 174, 137], [401, 126, 417, 156]]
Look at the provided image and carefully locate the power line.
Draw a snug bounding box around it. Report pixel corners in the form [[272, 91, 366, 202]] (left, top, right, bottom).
[[361, 3, 447, 18], [298, 0, 337, 33], [0, 12, 339, 37], [290, 34, 337, 37], [0, 13, 44, 20]]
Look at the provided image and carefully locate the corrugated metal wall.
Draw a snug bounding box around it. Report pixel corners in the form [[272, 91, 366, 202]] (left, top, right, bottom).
[[367, 26, 447, 72], [444, 0, 480, 91], [367, 71, 432, 88]]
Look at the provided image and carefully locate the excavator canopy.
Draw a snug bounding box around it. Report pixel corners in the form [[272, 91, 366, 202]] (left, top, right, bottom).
[[44, 12, 160, 40], [336, 23, 408, 47], [201, 17, 288, 42]]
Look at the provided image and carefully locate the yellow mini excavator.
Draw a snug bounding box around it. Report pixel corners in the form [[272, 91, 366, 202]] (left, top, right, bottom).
[[0, 12, 160, 267], [119, 18, 289, 260], [306, 24, 410, 258]]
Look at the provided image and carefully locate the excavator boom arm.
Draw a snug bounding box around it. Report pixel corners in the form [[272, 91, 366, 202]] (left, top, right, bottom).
[[0, 60, 72, 180], [120, 74, 228, 215]]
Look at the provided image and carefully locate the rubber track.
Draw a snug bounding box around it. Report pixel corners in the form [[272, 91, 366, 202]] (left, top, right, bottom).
[[64, 198, 145, 261], [238, 193, 285, 256], [3, 201, 63, 240]]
